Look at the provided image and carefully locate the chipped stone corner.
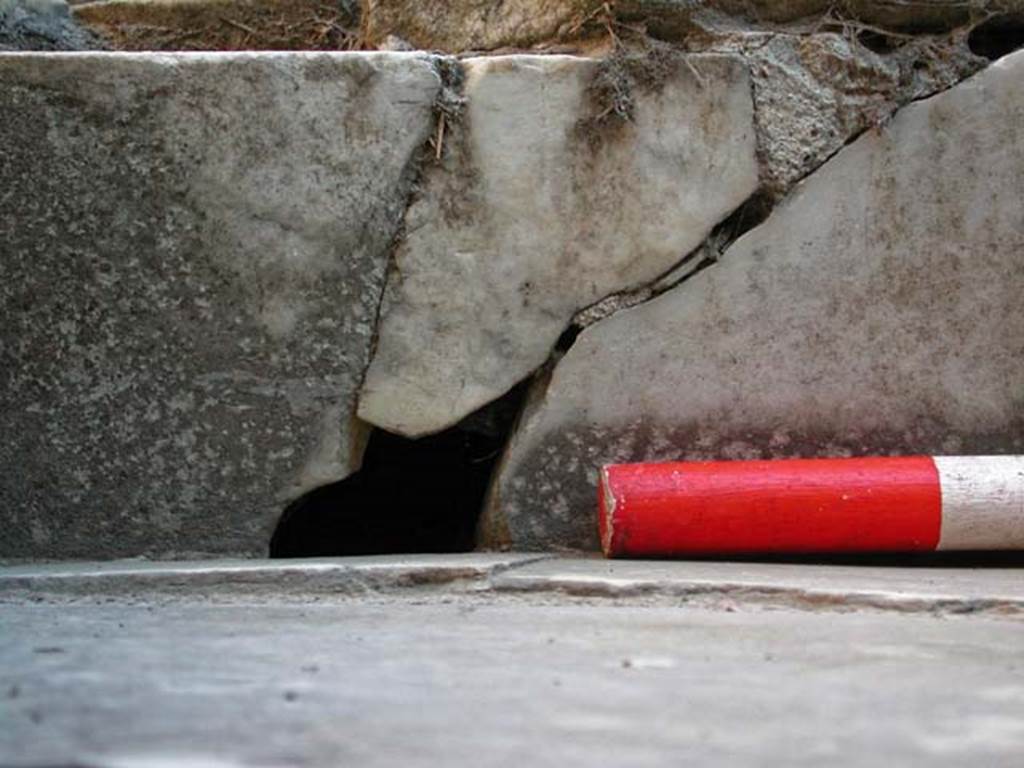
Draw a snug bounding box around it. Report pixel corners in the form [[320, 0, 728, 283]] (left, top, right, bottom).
[[289, 407, 375, 504]]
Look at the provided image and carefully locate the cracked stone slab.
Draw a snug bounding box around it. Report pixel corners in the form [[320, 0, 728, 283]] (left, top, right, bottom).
[[490, 557, 1024, 614], [358, 53, 757, 437], [482, 50, 1024, 551], [0, 51, 439, 560], [0, 553, 549, 597]]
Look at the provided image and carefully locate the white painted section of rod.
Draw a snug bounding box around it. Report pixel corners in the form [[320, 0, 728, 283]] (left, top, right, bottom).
[[936, 455, 1024, 550]]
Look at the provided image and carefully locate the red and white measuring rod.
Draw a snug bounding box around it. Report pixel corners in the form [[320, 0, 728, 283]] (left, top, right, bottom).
[[598, 456, 1024, 557]]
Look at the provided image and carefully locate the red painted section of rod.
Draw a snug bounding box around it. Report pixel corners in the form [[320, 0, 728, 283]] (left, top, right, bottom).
[[599, 456, 943, 557]]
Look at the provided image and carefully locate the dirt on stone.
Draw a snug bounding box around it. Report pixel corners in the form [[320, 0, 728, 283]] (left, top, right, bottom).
[[573, 39, 689, 149], [74, 0, 360, 51]]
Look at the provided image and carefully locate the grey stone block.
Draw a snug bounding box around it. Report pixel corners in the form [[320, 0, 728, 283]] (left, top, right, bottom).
[[0, 52, 440, 559]]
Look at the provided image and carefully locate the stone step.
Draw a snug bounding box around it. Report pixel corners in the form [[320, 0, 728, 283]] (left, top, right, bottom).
[[0, 553, 546, 596], [4, 555, 1024, 616], [5, 561, 1023, 767]]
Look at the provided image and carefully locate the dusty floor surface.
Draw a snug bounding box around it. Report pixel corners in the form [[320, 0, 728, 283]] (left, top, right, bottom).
[[2, 555, 1023, 767]]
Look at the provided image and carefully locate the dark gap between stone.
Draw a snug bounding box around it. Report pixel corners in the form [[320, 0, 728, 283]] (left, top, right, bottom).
[[269, 382, 529, 557], [856, 30, 903, 55], [968, 14, 1024, 60], [555, 324, 581, 353]]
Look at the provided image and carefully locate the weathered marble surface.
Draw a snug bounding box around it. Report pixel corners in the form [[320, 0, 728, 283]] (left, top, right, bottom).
[[482, 50, 1024, 550], [358, 53, 758, 437], [0, 52, 439, 559]]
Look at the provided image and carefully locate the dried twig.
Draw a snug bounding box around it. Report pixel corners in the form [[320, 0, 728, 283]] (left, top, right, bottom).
[[220, 16, 258, 36], [434, 114, 446, 161], [683, 57, 707, 87], [566, 3, 609, 36]]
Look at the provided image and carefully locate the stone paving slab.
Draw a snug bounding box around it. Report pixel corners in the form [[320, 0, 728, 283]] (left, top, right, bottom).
[[490, 557, 1024, 615], [2, 585, 1024, 767], [3, 555, 1023, 616], [0, 553, 548, 598]]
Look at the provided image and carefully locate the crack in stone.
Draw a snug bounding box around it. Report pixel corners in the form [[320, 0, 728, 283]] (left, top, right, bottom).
[[563, 43, 994, 338], [487, 576, 1024, 618], [354, 54, 467, 434]]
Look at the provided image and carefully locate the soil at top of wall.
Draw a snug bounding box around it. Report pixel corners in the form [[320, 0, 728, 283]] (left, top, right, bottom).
[[74, 0, 360, 51], [66, 0, 1024, 67]]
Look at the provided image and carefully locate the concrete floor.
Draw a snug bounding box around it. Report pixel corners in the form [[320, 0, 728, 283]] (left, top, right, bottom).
[[2, 555, 1024, 767]]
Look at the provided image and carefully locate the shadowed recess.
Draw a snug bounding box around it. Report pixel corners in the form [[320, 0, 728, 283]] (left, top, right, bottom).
[[968, 14, 1024, 60], [269, 383, 528, 557]]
